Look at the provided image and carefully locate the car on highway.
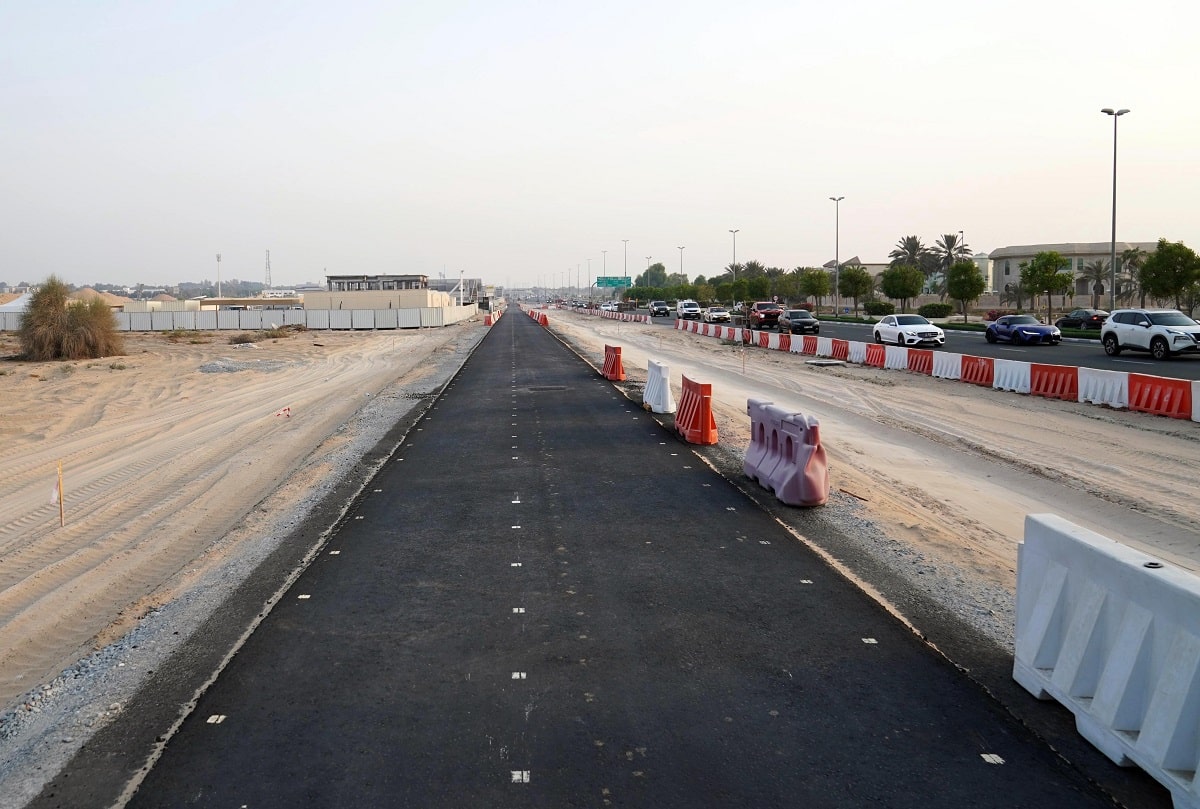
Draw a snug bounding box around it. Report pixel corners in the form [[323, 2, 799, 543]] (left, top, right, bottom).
[[702, 306, 731, 323], [747, 301, 784, 330], [779, 309, 819, 334], [677, 300, 702, 320], [1055, 308, 1109, 330], [873, 314, 945, 347], [985, 315, 1062, 345], [1101, 308, 1200, 359], [648, 300, 670, 317], [600, 301, 618, 312]]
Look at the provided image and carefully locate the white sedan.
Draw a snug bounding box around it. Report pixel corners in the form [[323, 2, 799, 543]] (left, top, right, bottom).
[[873, 314, 945, 347]]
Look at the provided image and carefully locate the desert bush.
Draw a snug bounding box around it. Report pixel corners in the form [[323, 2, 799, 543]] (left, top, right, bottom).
[[917, 302, 954, 319], [229, 333, 260, 344], [18, 276, 125, 361], [863, 299, 895, 316], [161, 329, 188, 343]]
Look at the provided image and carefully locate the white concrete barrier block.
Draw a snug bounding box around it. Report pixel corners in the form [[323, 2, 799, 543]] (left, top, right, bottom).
[[932, 351, 962, 380], [993, 358, 1031, 394], [644, 360, 677, 414], [1078, 367, 1129, 409], [815, 337, 834, 358], [884, 345, 909, 371], [1016, 514, 1200, 808], [847, 341, 867, 365]]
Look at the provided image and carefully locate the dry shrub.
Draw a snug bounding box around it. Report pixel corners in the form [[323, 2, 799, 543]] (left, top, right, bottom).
[[18, 276, 125, 361]]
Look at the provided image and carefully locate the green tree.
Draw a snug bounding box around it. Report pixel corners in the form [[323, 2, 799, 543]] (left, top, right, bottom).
[[798, 268, 831, 310], [879, 265, 924, 312], [18, 275, 125, 361], [695, 283, 716, 304], [1081, 260, 1110, 309], [746, 276, 770, 301], [888, 235, 927, 268], [1020, 251, 1073, 322], [730, 279, 749, 304], [1121, 246, 1148, 306], [635, 262, 668, 288], [838, 265, 874, 316], [714, 282, 733, 303], [741, 260, 767, 278], [1000, 282, 1028, 311], [1140, 238, 1200, 311], [945, 260, 986, 323]]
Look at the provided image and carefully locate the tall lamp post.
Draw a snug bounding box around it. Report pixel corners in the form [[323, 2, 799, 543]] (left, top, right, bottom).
[[215, 253, 222, 299], [622, 240, 629, 281], [829, 196, 844, 314], [678, 246, 685, 279], [729, 229, 739, 279], [1102, 108, 1129, 312], [600, 250, 606, 291], [646, 255, 652, 270]]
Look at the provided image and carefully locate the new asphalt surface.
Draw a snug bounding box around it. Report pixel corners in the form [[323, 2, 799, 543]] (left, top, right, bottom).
[[33, 310, 1127, 807]]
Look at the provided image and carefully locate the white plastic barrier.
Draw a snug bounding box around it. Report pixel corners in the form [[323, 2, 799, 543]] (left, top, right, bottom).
[[765, 332, 782, 351], [932, 351, 962, 380], [1194, 381, 1200, 423], [884, 345, 909, 371], [1016, 514, 1200, 809], [992, 358, 1031, 394], [815, 337, 835, 358], [1078, 367, 1129, 409], [643, 360, 677, 414], [847, 341, 867, 365]]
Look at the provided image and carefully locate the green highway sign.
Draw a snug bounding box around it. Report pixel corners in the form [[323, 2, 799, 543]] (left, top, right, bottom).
[[595, 276, 632, 288]]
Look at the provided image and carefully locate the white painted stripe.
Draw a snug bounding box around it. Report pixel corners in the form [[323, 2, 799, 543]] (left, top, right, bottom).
[[511, 771, 530, 783], [511, 672, 527, 679], [297, 594, 311, 600], [981, 753, 1005, 764], [512, 525, 521, 529], [862, 638, 877, 644], [329, 550, 341, 555], [354, 516, 364, 520], [800, 579, 812, 584], [512, 607, 525, 613], [511, 562, 522, 567], [759, 540, 771, 545], [206, 714, 226, 724]]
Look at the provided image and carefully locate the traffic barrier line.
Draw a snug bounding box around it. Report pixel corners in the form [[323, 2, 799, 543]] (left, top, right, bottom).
[[644, 360, 676, 414], [744, 399, 828, 507], [1030, 364, 1079, 401], [993, 359, 1031, 394], [1129, 373, 1192, 420], [864, 344, 886, 368], [960, 355, 995, 387], [1078, 367, 1128, 408], [602, 344, 626, 381], [830, 339, 849, 361], [884, 345, 909, 371], [675, 375, 718, 445], [777, 333, 791, 352]]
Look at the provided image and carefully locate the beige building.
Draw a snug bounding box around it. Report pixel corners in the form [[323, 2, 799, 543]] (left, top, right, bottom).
[[988, 241, 1157, 301]]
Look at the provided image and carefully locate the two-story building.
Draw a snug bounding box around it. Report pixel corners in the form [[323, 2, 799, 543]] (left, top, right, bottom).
[[988, 241, 1157, 303]]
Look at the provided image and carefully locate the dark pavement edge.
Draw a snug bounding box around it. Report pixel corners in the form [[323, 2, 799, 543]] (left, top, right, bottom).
[[25, 334, 486, 809], [544, 316, 1169, 809]]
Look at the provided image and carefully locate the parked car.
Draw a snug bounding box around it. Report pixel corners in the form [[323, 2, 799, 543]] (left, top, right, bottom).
[[1101, 309, 1200, 359], [600, 301, 618, 312], [648, 300, 669, 317], [1055, 308, 1109, 330], [985, 314, 1061, 345], [748, 301, 784, 330], [780, 309, 819, 334], [873, 314, 945, 347], [677, 300, 702, 320], [703, 306, 731, 323]]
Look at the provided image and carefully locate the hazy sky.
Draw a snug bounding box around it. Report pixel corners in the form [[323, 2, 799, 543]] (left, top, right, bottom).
[[3, 1, 1198, 291]]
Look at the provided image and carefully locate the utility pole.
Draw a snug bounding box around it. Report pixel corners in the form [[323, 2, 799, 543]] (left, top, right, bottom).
[[216, 253, 222, 298], [264, 249, 271, 291]]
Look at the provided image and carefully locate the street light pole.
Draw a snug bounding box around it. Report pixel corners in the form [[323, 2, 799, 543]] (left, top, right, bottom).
[[600, 250, 606, 290], [622, 240, 629, 281], [829, 197, 844, 315], [1102, 108, 1129, 312], [678, 246, 685, 279], [215, 253, 222, 299], [729, 229, 739, 279], [646, 255, 652, 270]]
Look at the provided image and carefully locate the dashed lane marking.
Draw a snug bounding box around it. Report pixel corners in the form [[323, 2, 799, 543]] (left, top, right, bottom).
[[206, 715, 226, 724], [981, 754, 1005, 765], [862, 638, 878, 644], [329, 550, 341, 555], [511, 771, 530, 783], [511, 672, 527, 679], [297, 594, 311, 600], [513, 607, 525, 613]]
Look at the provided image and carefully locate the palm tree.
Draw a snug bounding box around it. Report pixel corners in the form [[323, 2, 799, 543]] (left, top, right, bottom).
[[1081, 260, 1109, 309], [888, 235, 926, 268], [931, 233, 971, 276], [1000, 282, 1027, 311], [1121, 246, 1148, 306]]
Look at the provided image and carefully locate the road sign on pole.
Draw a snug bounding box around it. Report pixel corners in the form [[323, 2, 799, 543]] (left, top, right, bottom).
[[595, 276, 632, 288]]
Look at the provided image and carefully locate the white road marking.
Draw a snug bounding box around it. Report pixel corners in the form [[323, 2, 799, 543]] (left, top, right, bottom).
[[512, 525, 521, 529], [354, 515, 364, 520], [862, 638, 877, 644], [329, 550, 341, 555], [511, 562, 522, 567], [981, 753, 1005, 764], [800, 579, 812, 584], [297, 594, 311, 599], [511, 672, 527, 679], [759, 540, 771, 545], [513, 607, 525, 613], [206, 714, 226, 724], [511, 771, 530, 783]]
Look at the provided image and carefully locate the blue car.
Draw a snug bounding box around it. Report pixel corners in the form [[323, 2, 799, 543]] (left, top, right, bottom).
[[985, 314, 1062, 345]]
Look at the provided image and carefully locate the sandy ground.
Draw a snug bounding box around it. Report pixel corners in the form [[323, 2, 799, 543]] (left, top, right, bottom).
[[0, 325, 481, 710], [543, 310, 1200, 590]]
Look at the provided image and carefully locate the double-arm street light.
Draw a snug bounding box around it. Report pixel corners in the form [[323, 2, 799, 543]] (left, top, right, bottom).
[[1102, 107, 1130, 312], [729, 229, 739, 279], [829, 197, 844, 314]]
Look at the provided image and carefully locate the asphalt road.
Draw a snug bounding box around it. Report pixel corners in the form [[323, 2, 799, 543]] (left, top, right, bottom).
[[644, 313, 1200, 380], [31, 311, 1147, 808]]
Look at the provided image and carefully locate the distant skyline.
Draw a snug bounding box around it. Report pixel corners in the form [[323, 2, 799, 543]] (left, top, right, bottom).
[[3, 1, 1198, 291]]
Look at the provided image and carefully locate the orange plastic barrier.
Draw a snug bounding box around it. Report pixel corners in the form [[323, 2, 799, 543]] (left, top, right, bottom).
[[864, 344, 886, 368], [907, 349, 933, 375], [484, 314, 493, 326], [1129, 373, 1193, 419], [602, 344, 626, 381], [830, 339, 849, 360], [756, 331, 770, 348], [801, 335, 818, 355], [960, 355, 995, 387], [1030, 364, 1079, 401], [778, 334, 791, 352], [675, 375, 718, 445], [539, 313, 549, 327]]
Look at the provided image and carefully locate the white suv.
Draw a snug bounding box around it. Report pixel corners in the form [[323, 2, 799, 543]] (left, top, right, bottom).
[[677, 300, 702, 320], [1101, 308, 1200, 359]]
